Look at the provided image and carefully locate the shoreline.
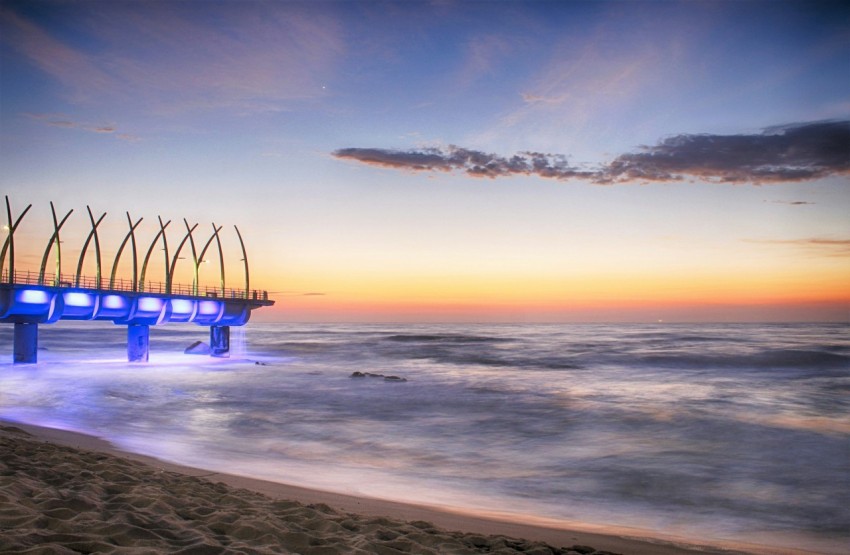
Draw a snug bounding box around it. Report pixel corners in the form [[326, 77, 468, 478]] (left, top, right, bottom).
[[1, 419, 821, 555]]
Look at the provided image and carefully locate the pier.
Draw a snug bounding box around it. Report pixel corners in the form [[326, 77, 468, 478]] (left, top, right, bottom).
[[1, 198, 274, 363]]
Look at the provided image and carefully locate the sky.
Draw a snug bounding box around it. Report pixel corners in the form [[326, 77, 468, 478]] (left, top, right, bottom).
[[1, 0, 848, 323]]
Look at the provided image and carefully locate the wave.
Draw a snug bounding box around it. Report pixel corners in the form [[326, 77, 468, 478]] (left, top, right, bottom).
[[755, 349, 850, 368], [3, 322, 849, 552], [384, 334, 510, 344], [388, 347, 582, 371], [636, 348, 850, 373]]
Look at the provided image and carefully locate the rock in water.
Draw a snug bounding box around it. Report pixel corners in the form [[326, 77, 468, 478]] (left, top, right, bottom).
[[184, 341, 210, 355], [351, 372, 408, 382]]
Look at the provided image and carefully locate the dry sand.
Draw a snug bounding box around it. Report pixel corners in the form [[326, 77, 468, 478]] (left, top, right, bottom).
[[0, 421, 791, 555]]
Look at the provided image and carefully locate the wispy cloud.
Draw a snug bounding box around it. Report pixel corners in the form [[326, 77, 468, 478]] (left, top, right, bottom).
[[745, 238, 850, 257], [0, 8, 114, 102], [473, 5, 686, 153], [452, 34, 519, 89], [334, 121, 850, 185], [1, 3, 344, 115], [767, 200, 816, 206], [25, 113, 139, 141]]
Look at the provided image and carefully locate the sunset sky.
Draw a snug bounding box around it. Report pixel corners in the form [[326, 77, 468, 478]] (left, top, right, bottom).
[[1, 0, 848, 322]]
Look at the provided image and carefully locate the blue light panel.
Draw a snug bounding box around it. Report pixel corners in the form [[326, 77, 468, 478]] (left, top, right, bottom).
[[102, 295, 127, 309], [64, 291, 95, 307], [138, 297, 164, 312], [17, 289, 49, 304], [171, 299, 194, 314], [198, 300, 221, 315]]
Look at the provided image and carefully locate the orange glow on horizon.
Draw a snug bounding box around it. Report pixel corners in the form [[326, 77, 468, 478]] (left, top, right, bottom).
[[229, 220, 850, 324], [254, 266, 849, 323]]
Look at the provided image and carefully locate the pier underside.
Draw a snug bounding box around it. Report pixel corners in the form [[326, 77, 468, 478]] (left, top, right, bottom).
[[1, 284, 271, 363]]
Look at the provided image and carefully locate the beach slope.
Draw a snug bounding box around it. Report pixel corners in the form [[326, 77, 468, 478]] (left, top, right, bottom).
[[1, 423, 763, 555]]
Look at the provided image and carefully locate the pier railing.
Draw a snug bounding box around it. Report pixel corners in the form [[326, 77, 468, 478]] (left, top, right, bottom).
[[1, 269, 269, 301]]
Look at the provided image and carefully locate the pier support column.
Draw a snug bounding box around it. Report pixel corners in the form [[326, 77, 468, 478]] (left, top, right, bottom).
[[210, 325, 230, 358], [13, 322, 38, 364], [127, 324, 150, 362]]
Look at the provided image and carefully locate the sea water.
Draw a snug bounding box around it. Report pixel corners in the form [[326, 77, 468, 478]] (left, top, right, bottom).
[[1, 322, 848, 553]]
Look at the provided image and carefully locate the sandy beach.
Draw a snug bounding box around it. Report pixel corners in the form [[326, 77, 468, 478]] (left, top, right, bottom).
[[0, 420, 803, 555]]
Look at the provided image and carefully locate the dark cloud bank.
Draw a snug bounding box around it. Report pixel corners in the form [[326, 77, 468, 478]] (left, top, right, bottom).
[[333, 120, 850, 185]]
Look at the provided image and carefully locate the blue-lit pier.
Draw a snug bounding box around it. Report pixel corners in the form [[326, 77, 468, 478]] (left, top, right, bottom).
[[1, 198, 274, 363]]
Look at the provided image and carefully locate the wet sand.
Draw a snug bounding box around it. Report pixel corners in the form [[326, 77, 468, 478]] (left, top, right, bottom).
[[0, 421, 795, 555]]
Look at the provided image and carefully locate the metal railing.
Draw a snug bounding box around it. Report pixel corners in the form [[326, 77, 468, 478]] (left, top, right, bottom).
[[0, 269, 269, 302]]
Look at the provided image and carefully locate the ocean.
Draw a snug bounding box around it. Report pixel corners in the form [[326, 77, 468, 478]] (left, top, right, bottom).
[[1, 322, 848, 553]]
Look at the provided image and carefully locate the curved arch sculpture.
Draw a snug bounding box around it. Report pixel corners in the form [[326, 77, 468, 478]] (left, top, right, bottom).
[[38, 202, 74, 287], [139, 217, 170, 293], [234, 225, 249, 299], [1, 196, 32, 283], [75, 206, 107, 288], [167, 219, 198, 295], [2, 201, 262, 299], [196, 223, 224, 296], [110, 213, 143, 291]]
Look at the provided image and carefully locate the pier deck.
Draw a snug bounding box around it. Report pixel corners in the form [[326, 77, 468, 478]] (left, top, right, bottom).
[[2, 197, 275, 363], [1, 272, 273, 363]]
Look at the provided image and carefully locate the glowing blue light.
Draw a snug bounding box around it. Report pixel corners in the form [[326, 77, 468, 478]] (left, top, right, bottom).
[[171, 299, 194, 314], [102, 295, 127, 309], [64, 292, 94, 307], [138, 297, 164, 312], [198, 300, 221, 315], [17, 289, 49, 304]]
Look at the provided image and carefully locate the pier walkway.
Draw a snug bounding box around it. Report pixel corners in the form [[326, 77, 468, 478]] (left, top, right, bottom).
[[1, 198, 274, 363]]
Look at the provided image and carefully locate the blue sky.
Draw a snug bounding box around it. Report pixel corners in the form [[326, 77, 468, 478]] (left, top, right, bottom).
[[2, 0, 848, 322]]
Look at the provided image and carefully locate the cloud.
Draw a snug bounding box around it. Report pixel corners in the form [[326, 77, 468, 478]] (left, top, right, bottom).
[[520, 92, 568, 105], [333, 120, 850, 185], [1, 3, 344, 116], [599, 121, 850, 184], [746, 238, 850, 257], [25, 113, 139, 141], [767, 200, 816, 205], [453, 34, 519, 89], [333, 146, 597, 180], [0, 7, 115, 102]]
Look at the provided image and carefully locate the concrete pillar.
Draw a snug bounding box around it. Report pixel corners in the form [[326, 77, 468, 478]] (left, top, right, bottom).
[[210, 325, 230, 358], [127, 324, 150, 362], [13, 322, 38, 364]]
